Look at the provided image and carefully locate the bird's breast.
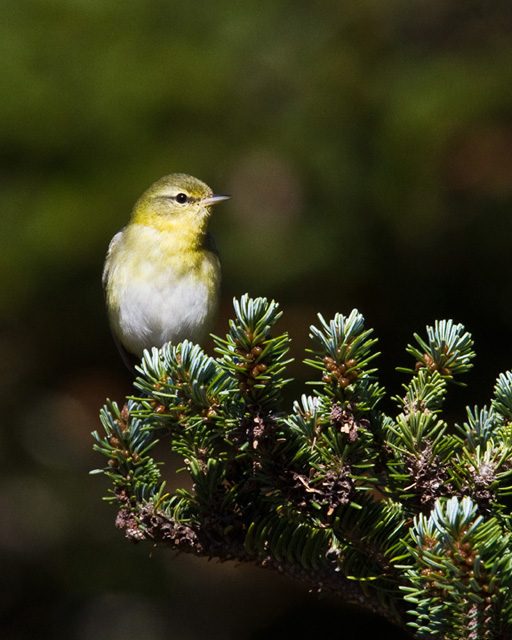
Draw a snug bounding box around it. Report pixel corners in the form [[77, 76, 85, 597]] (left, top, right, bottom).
[[106, 225, 220, 356]]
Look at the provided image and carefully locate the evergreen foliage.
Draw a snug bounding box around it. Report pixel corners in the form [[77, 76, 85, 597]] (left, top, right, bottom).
[[93, 295, 512, 637]]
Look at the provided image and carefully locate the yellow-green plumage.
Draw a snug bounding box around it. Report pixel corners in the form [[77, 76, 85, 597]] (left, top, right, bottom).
[[103, 173, 228, 364]]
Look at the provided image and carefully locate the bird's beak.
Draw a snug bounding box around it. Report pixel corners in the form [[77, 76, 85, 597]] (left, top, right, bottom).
[[201, 194, 231, 206]]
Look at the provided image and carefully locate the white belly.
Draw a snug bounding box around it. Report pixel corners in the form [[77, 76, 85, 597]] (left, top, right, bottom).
[[116, 270, 218, 356]]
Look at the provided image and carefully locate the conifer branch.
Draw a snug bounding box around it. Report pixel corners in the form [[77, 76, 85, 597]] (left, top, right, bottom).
[[93, 295, 512, 638]]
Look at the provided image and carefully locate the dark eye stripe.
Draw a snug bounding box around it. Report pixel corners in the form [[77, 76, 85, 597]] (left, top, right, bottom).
[[158, 194, 199, 203]]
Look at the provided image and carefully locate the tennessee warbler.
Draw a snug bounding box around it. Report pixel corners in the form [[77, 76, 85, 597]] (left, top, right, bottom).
[[103, 173, 229, 367]]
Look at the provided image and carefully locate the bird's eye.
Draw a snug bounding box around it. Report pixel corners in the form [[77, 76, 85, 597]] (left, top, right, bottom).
[[175, 193, 188, 204]]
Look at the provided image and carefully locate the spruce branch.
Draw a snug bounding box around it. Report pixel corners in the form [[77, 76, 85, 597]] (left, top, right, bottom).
[[403, 319, 475, 380], [493, 371, 512, 422], [93, 296, 512, 638], [403, 496, 512, 639]]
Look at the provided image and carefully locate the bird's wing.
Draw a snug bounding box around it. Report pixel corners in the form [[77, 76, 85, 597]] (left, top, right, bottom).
[[102, 229, 124, 289], [204, 230, 219, 257], [102, 229, 139, 372]]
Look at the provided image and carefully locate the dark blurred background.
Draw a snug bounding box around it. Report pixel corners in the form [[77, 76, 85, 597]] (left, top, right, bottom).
[[1, 1, 512, 638]]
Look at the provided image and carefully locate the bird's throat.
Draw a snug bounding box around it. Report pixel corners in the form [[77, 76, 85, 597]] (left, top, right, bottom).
[[124, 222, 210, 276]]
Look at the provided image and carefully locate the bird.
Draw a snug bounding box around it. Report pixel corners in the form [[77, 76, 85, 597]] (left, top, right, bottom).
[[103, 173, 229, 369]]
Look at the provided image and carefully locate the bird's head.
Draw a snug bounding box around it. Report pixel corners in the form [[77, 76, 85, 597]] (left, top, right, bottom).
[[131, 173, 229, 234]]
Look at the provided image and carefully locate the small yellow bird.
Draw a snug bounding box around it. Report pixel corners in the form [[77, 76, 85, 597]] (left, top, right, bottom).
[[103, 173, 229, 367]]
